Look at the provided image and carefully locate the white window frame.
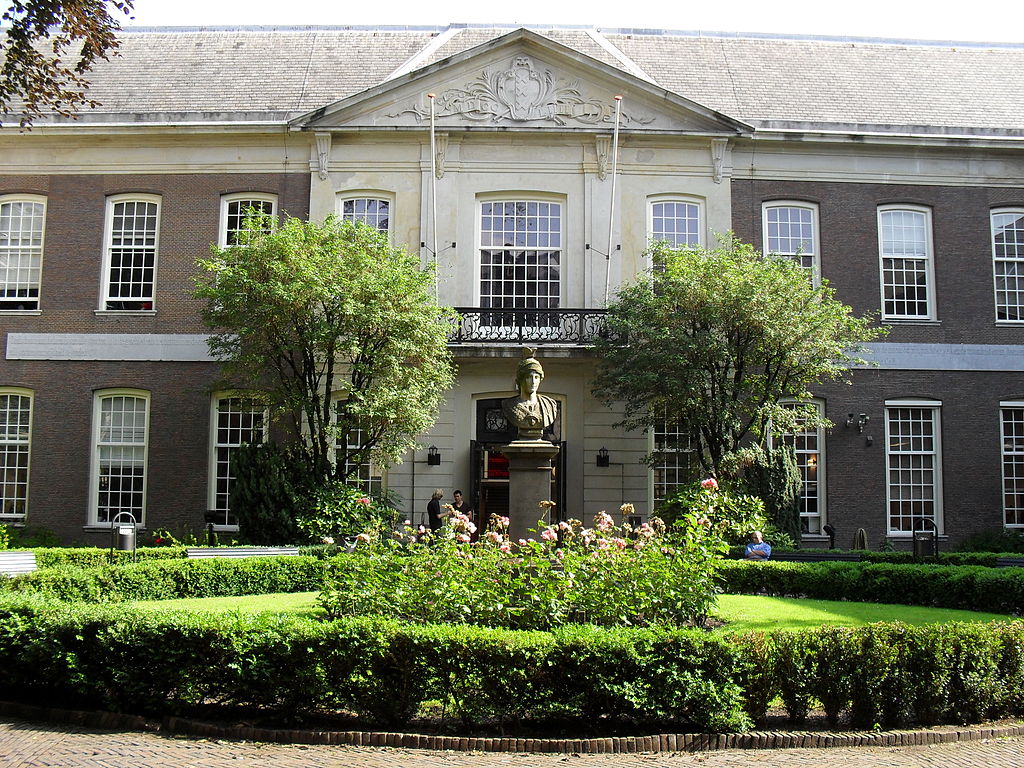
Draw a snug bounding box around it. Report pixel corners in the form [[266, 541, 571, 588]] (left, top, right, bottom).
[[650, 417, 697, 508], [648, 195, 705, 249], [877, 205, 936, 321], [100, 194, 160, 313], [884, 398, 943, 537], [477, 195, 564, 329], [1000, 400, 1024, 528], [763, 200, 820, 285], [331, 395, 384, 497], [218, 193, 277, 248], [991, 208, 1024, 324], [775, 399, 827, 535], [0, 194, 46, 313], [337, 192, 394, 236], [88, 389, 150, 527], [0, 387, 33, 522], [207, 393, 269, 529]]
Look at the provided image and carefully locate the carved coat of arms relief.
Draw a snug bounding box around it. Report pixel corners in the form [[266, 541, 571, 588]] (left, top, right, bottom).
[[389, 56, 653, 127]]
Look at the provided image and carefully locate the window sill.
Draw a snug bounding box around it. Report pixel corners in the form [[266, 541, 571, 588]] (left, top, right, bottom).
[[881, 319, 941, 325], [886, 533, 948, 540], [94, 310, 157, 317], [82, 524, 148, 531], [0, 310, 41, 316]]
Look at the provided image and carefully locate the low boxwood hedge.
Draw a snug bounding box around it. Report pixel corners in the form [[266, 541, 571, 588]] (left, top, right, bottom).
[[32, 546, 187, 569], [0, 594, 1020, 732], [3, 555, 329, 602], [719, 560, 1024, 614]]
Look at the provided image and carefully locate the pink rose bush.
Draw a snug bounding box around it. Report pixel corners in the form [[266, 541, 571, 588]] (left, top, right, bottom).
[[324, 488, 728, 631]]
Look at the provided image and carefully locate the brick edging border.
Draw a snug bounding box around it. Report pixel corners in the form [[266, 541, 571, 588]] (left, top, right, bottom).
[[2, 701, 1022, 753]]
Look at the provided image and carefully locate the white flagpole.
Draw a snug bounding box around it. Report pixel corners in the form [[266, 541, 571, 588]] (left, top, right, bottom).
[[428, 93, 439, 301], [604, 95, 623, 308]]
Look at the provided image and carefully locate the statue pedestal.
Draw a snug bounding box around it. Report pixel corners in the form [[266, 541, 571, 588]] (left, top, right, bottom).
[[502, 439, 560, 542]]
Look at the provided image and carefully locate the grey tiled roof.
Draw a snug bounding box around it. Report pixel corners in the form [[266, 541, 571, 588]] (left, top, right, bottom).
[[45, 26, 1024, 135], [607, 33, 1024, 132]]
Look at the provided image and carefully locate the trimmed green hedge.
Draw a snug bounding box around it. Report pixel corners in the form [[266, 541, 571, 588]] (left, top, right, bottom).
[[719, 560, 1024, 614], [726, 548, 1016, 567], [32, 546, 187, 569], [4, 556, 328, 602], [0, 594, 1020, 732]]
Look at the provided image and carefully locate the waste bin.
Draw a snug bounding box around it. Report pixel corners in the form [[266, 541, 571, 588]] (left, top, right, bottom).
[[913, 530, 935, 559], [115, 524, 136, 551]]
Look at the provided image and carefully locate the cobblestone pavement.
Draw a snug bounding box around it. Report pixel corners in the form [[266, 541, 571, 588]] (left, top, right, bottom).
[[2, 720, 1024, 768]]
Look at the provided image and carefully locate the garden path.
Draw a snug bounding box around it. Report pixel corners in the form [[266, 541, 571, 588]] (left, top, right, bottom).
[[1, 719, 1022, 768]]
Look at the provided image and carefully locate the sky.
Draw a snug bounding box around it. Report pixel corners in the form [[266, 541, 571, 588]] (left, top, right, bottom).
[[123, 0, 1024, 45]]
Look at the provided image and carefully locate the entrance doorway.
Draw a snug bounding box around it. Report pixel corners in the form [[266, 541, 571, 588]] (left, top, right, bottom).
[[470, 397, 564, 531]]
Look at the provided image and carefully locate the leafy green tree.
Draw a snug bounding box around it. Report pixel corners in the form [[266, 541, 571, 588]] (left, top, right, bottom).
[[197, 214, 457, 485], [592, 235, 881, 477], [1, 1, 133, 127]]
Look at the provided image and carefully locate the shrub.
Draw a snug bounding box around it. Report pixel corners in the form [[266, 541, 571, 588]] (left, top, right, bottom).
[[719, 559, 1024, 614], [294, 482, 396, 545], [230, 442, 310, 545], [320, 509, 725, 630], [0, 593, 1021, 733], [4, 556, 329, 602], [33, 546, 187, 569], [657, 483, 769, 545]]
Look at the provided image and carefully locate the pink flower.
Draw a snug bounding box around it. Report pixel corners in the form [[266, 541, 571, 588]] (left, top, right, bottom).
[[700, 477, 719, 491], [518, 538, 528, 546], [499, 542, 512, 554], [499, 516, 510, 528], [611, 537, 627, 550], [594, 511, 614, 532], [357, 496, 371, 506], [418, 525, 427, 534], [558, 521, 571, 532], [457, 533, 471, 543], [540, 527, 558, 542], [486, 531, 503, 544]]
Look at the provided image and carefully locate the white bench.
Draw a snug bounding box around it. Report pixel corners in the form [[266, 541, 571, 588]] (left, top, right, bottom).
[[185, 547, 300, 559], [0, 551, 37, 576]]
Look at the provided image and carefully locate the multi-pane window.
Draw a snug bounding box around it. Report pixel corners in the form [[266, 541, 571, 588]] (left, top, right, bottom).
[[103, 195, 159, 311], [0, 196, 45, 311], [480, 200, 561, 325], [92, 391, 149, 524], [1001, 403, 1024, 527], [778, 401, 826, 535], [650, 199, 701, 248], [0, 389, 31, 521], [878, 206, 934, 320], [333, 406, 382, 496], [340, 197, 390, 232], [220, 194, 276, 247], [764, 202, 819, 280], [652, 419, 697, 507], [992, 209, 1024, 322], [885, 401, 942, 535], [209, 396, 267, 527]]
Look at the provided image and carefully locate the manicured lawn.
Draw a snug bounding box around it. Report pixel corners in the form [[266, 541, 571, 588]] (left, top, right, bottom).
[[132, 592, 1012, 632]]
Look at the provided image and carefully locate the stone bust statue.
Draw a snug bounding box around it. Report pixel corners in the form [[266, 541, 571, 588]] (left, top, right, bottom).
[[502, 347, 559, 441]]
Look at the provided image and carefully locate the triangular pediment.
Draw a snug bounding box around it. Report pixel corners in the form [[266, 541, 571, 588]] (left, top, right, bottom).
[[293, 29, 750, 135]]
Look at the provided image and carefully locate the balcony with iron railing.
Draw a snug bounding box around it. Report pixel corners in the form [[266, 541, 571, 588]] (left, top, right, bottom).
[[449, 307, 609, 346]]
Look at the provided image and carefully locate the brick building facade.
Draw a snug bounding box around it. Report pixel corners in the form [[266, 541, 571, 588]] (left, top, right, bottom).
[[1, 25, 1021, 548]]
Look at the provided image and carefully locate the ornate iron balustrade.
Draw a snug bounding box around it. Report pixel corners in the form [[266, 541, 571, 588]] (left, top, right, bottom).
[[450, 307, 609, 345]]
